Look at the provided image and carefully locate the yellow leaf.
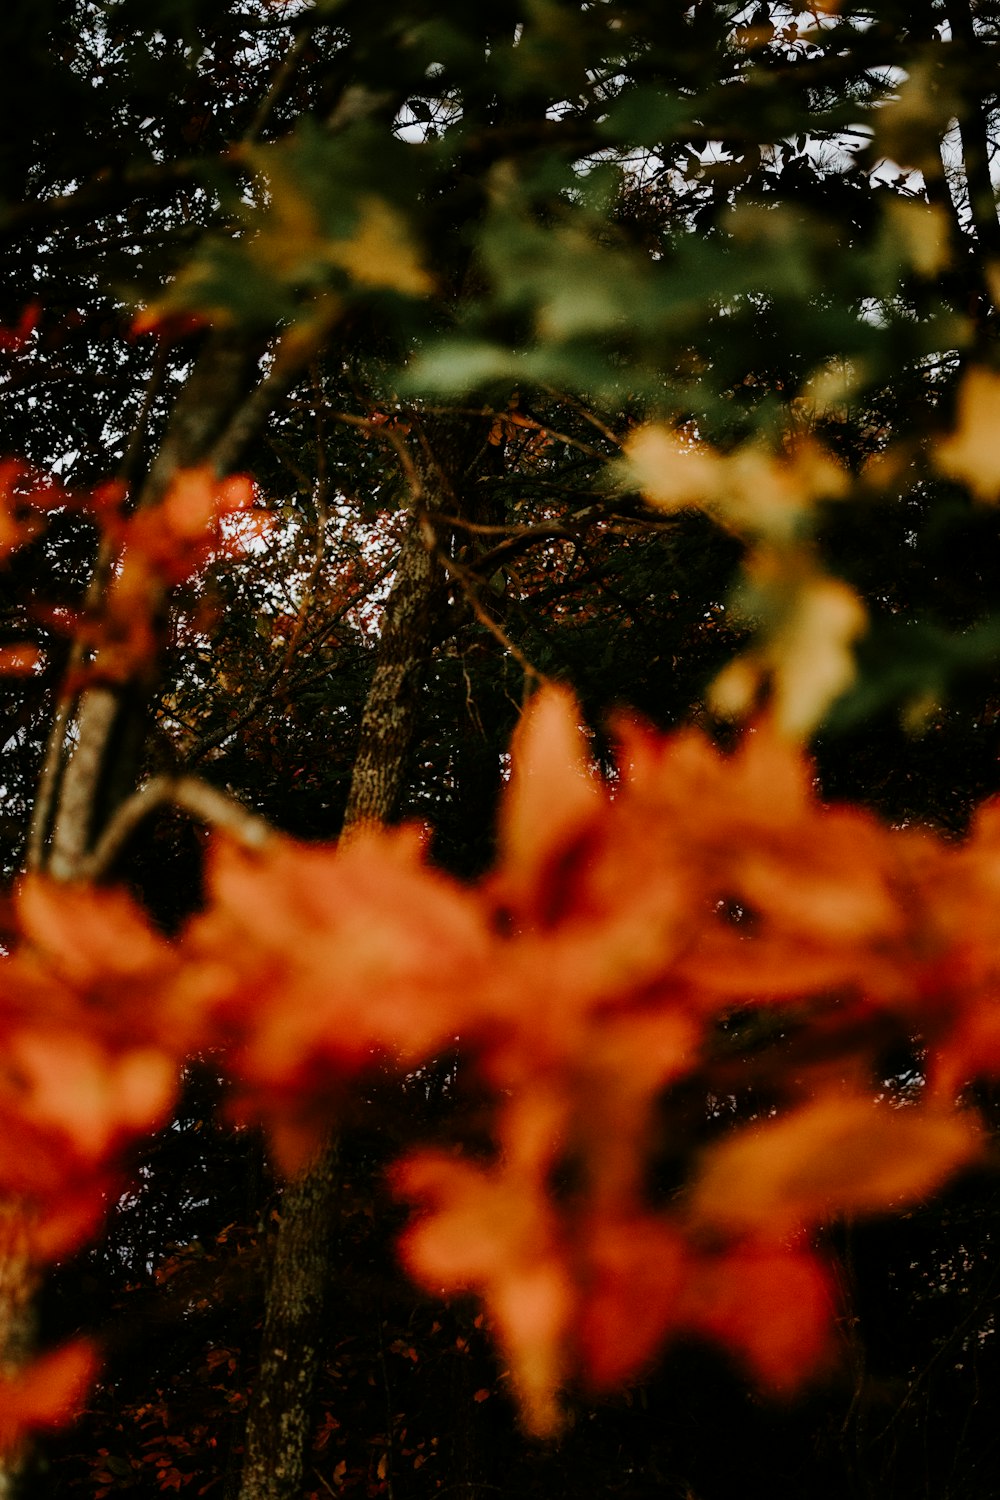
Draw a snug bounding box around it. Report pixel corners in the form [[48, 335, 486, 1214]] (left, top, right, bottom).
[[624, 425, 724, 511], [706, 656, 761, 720], [935, 367, 1000, 501], [709, 561, 866, 738], [723, 439, 848, 539], [884, 197, 951, 278], [767, 573, 867, 738], [326, 195, 434, 297], [627, 427, 848, 541]]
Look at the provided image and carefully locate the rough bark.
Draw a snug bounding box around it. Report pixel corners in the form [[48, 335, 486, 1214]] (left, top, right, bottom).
[[236, 1137, 342, 1500], [342, 508, 447, 829]]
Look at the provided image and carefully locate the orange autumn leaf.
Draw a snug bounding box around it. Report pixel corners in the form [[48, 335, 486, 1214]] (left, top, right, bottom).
[[494, 683, 601, 915], [914, 796, 1000, 1091], [0, 458, 49, 559], [576, 1213, 688, 1389], [119, 467, 257, 585], [682, 1242, 834, 1390], [0, 1341, 98, 1453], [17, 878, 175, 990], [187, 827, 492, 1081], [88, 467, 259, 678], [2, 1031, 175, 1161], [0, 880, 191, 1263], [3, 679, 999, 1449], [687, 1093, 982, 1236], [13, 877, 195, 1050], [396, 1146, 572, 1435]]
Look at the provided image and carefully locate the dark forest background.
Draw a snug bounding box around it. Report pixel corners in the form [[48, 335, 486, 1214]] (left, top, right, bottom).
[[4, 3, 1000, 1498]]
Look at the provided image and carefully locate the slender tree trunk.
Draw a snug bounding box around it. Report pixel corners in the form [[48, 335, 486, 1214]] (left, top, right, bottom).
[[948, 0, 1000, 262], [35, 329, 268, 882], [0, 330, 267, 1500], [4, 328, 294, 1500], [342, 507, 449, 830], [236, 1137, 342, 1500], [0, 1211, 36, 1500], [237, 415, 487, 1500], [935, 0, 1000, 342]]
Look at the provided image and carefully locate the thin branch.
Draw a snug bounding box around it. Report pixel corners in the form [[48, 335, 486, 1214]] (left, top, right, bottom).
[[394, 403, 608, 459], [421, 521, 548, 686], [78, 774, 272, 882], [26, 695, 73, 873], [866, 1232, 1000, 1448], [244, 27, 314, 144], [499, 410, 606, 458], [27, 343, 173, 873], [207, 337, 309, 477], [293, 553, 400, 658], [469, 507, 607, 576], [0, 156, 220, 239], [538, 384, 626, 448], [422, 498, 615, 577], [47, 686, 121, 880], [334, 410, 428, 504], [118, 344, 173, 489], [183, 552, 399, 765], [276, 367, 333, 676]]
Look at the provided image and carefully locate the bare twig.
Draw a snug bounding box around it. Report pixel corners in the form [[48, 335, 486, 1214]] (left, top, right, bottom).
[[280, 402, 429, 505], [421, 521, 548, 686], [244, 27, 314, 144], [538, 383, 626, 448], [422, 497, 612, 578], [183, 552, 399, 765]]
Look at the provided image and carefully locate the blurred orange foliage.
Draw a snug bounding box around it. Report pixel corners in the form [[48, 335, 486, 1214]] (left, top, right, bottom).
[[3, 687, 1000, 1439]]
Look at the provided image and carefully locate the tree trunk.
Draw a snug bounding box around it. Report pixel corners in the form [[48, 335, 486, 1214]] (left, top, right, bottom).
[[342, 505, 449, 830], [0, 1210, 37, 1500], [236, 1137, 342, 1500], [236, 415, 487, 1500], [10, 328, 287, 1500], [35, 329, 268, 882]]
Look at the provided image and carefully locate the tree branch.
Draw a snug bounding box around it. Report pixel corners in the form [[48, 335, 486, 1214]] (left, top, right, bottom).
[[77, 774, 272, 882]]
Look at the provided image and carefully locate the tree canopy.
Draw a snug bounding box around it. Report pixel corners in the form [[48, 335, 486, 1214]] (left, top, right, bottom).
[[5, 3, 1000, 1499]]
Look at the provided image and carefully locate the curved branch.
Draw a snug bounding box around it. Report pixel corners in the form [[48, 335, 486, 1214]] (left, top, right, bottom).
[[77, 774, 272, 882]]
